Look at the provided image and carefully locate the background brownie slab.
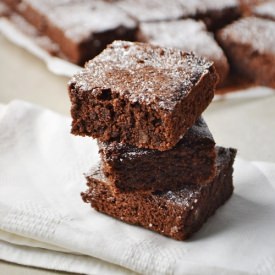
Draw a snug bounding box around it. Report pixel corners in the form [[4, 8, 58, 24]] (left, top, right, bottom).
[[99, 117, 216, 192], [82, 147, 237, 241], [2, 0, 20, 9], [252, 2, 275, 21], [178, 0, 241, 30], [69, 41, 218, 151], [116, 0, 240, 30], [138, 19, 229, 85], [5, 0, 138, 65], [114, 0, 185, 22], [217, 17, 275, 88]]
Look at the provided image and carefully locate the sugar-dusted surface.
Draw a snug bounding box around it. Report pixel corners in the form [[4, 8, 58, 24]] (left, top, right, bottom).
[[218, 17, 275, 54], [186, 0, 239, 13], [115, 0, 240, 28], [82, 146, 237, 240], [70, 40, 214, 112], [44, 1, 137, 43], [253, 1, 275, 21], [6, 0, 138, 65], [69, 41, 217, 150], [139, 19, 229, 83], [179, 0, 241, 29]]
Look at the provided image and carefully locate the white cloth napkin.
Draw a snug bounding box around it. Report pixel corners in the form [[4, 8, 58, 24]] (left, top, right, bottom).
[[0, 100, 275, 275]]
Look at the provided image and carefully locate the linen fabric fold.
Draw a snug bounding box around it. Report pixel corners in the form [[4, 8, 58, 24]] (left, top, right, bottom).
[[0, 101, 275, 275]]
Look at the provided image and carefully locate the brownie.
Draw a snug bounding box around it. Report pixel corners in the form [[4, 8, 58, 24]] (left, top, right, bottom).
[[99, 117, 216, 192], [114, 0, 185, 22], [4, 0, 138, 65], [115, 0, 240, 30], [179, 0, 241, 30], [82, 146, 237, 240], [252, 1, 275, 21], [217, 17, 275, 88], [138, 19, 229, 85], [69, 41, 218, 151], [8, 12, 60, 55]]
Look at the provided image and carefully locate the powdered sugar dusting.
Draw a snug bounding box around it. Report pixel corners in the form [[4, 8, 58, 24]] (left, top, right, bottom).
[[180, 0, 239, 14], [163, 188, 200, 208], [70, 41, 213, 111], [98, 140, 152, 162], [116, 0, 239, 22], [116, 0, 184, 22], [219, 17, 275, 55], [139, 19, 227, 70], [253, 2, 275, 21], [22, 0, 136, 43]]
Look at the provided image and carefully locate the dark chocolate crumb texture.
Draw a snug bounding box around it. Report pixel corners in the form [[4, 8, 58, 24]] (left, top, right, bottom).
[[82, 146, 237, 241], [99, 117, 217, 192], [69, 41, 218, 151], [115, 0, 241, 30]]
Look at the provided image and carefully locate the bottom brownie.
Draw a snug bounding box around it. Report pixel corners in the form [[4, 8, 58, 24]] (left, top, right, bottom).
[[82, 147, 237, 240]]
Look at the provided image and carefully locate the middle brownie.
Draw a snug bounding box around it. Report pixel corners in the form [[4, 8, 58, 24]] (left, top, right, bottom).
[[98, 117, 216, 192]]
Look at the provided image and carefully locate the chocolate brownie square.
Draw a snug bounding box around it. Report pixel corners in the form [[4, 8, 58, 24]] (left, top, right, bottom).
[[7, 0, 138, 65], [69, 41, 218, 151], [99, 117, 216, 192], [82, 146, 237, 240], [114, 0, 185, 22], [217, 17, 275, 88], [8, 12, 60, 55], [138, 19, 229, 85], [179, 0, 241, 30], [252, 2, 275, 21]]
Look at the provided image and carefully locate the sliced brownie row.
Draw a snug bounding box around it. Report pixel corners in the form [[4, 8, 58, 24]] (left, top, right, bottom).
[[1, 0, 240, 86], [4, 0, 275, 90]]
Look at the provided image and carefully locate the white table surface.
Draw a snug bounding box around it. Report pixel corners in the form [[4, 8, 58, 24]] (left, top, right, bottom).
[[0, 33, 275, 275]]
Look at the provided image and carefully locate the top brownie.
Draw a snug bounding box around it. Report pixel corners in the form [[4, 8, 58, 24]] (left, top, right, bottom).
[[217, 17, 275, 88], [69, 41, 218, 151]]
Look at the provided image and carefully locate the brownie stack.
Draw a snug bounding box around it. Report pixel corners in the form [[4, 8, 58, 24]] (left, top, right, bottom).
[[68, 40, 237, 240]]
